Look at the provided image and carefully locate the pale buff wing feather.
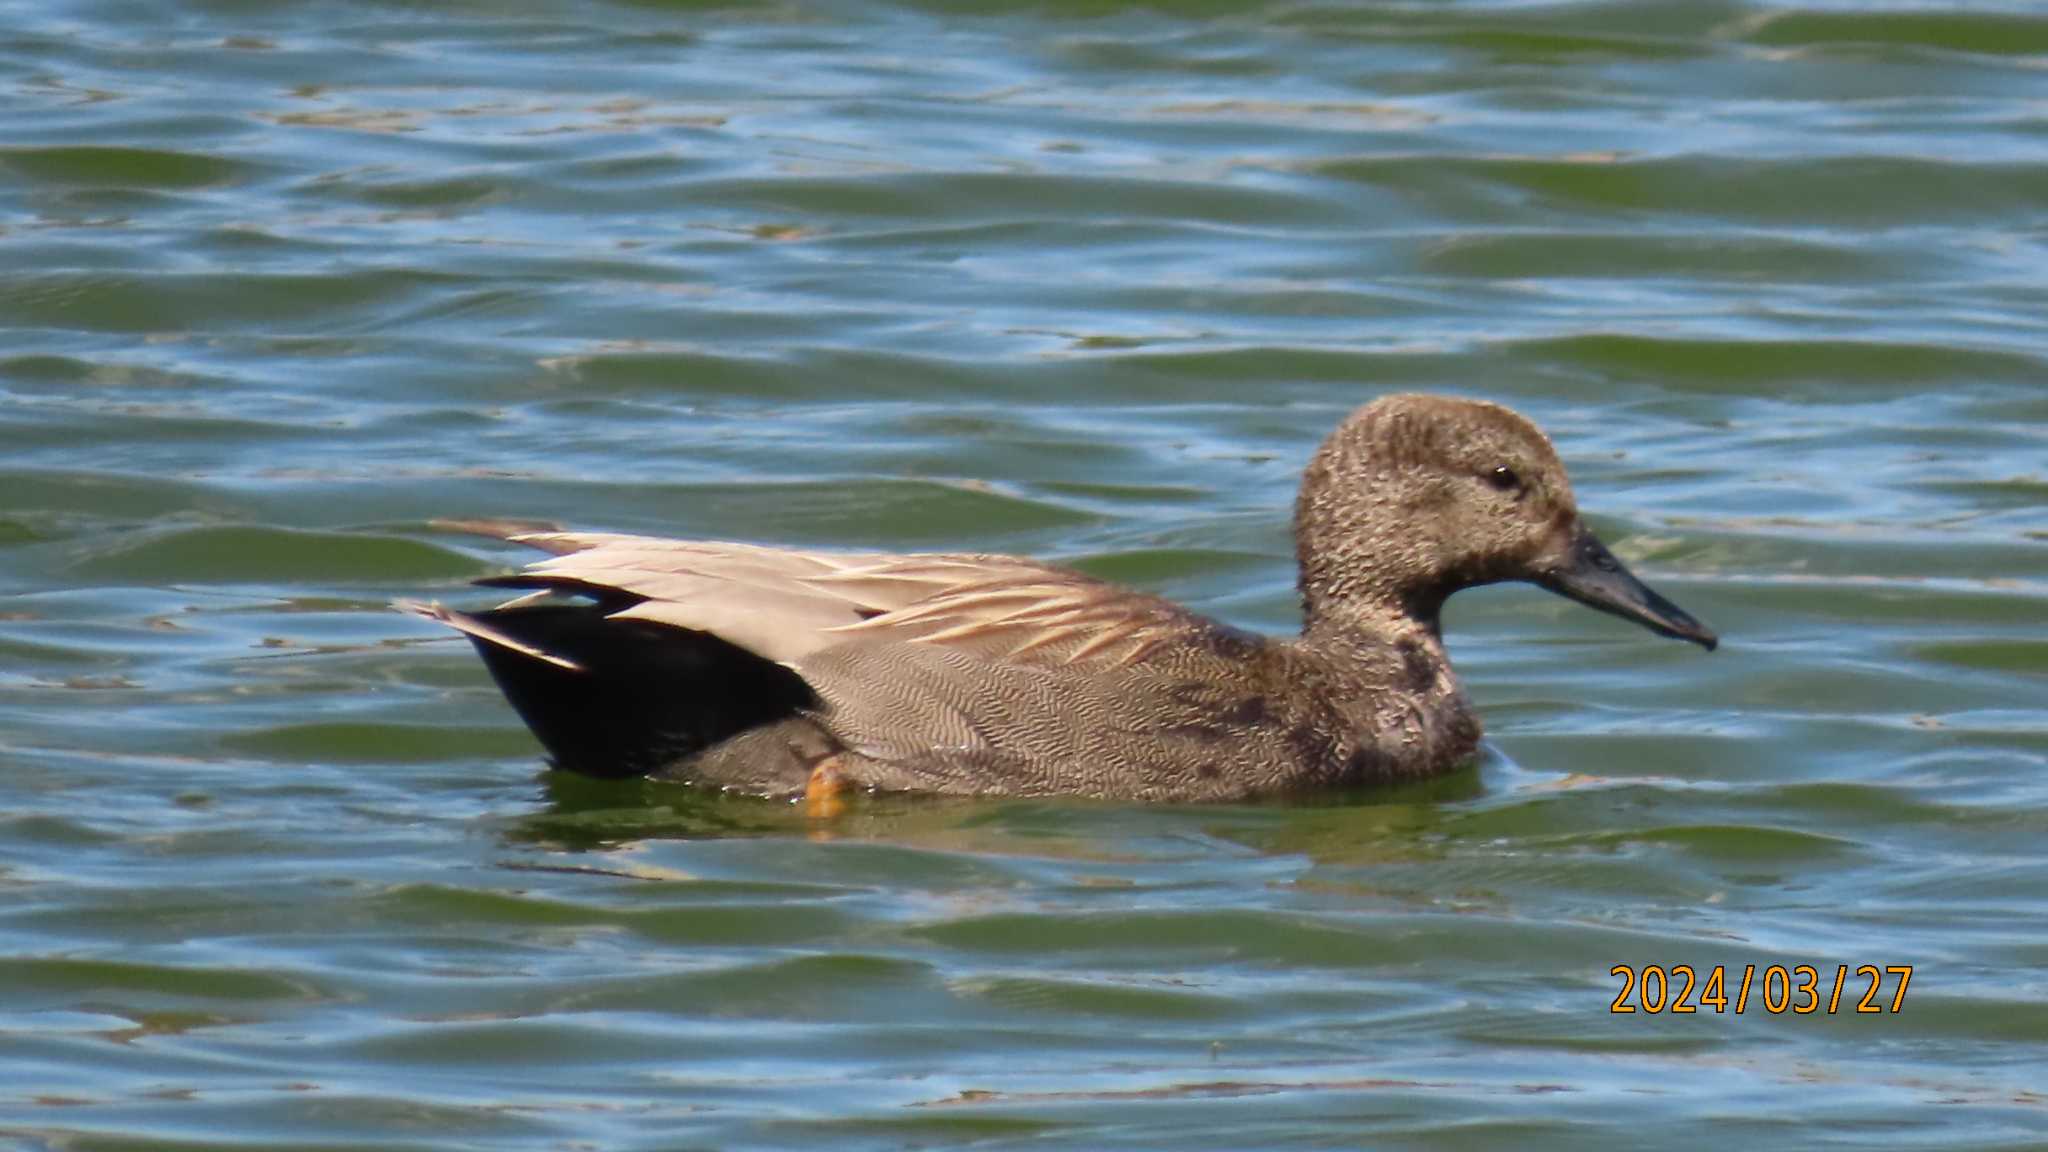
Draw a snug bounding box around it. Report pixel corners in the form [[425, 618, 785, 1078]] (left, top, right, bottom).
[[482, 532, 1187, 671], [824, 579, 1185, 669], [610, 591, 866, 666], [497, 535, 937, 663], [510, 533, 1006, 617]]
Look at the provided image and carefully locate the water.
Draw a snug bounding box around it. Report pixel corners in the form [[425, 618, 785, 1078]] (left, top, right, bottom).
[[2, 0, 2045, 1147]]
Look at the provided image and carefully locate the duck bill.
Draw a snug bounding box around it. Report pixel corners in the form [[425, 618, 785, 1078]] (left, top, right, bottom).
[[1536, 524, 1717, 651]]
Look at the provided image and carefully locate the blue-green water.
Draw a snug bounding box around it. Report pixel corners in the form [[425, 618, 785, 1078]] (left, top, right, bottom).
[[3, 1, 2046, 1148]]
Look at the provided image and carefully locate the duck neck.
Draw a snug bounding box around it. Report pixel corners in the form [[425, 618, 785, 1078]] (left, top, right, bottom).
[[1299, 588, 1448, 657], [1296, 532, 1455, 651]]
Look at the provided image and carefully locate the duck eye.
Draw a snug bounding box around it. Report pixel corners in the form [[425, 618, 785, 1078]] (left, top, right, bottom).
[[1486, 465, 1521, 492]]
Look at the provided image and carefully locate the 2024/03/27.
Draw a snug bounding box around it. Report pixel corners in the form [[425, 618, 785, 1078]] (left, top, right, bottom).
[[1610, 964, 1913, 1015]]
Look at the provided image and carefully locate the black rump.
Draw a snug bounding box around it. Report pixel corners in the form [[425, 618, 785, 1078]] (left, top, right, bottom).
[[460, 602, 815, 779]]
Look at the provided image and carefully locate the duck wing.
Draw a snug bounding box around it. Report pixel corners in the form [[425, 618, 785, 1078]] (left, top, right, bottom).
[[485, 531, 1197, 672], [411, 532, 1297, 797]]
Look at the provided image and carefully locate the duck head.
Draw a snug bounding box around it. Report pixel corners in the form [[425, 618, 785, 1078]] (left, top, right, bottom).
[[1295, 393, 1716, 650]]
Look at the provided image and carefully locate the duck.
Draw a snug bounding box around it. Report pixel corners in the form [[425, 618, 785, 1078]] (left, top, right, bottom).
[[402, 393, 1715, 803]]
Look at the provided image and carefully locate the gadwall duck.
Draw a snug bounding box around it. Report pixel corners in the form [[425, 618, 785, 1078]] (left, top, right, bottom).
[[404, 393, 1714, 802]]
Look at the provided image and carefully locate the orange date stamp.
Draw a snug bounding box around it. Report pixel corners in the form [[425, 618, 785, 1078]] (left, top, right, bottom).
[[1609, 964, 1913, 1015]]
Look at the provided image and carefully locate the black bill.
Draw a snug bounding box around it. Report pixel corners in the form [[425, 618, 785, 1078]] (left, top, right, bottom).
[[1536, 524, 1717, 651]]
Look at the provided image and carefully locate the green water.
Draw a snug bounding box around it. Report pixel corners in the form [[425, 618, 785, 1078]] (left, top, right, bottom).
[[2, 0, 2045, 1147]]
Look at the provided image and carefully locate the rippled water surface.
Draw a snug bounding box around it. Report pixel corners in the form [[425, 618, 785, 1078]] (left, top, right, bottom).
[[3, 0, 2046, 1147]]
